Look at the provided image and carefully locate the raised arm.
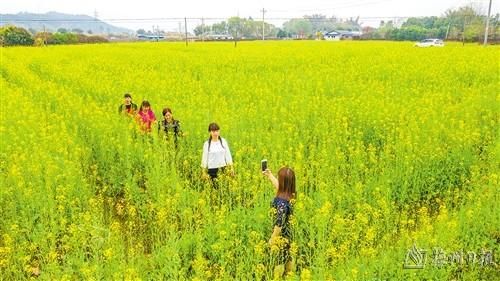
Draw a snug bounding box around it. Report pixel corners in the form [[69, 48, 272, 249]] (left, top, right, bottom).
[[263, 169, 279, 191]]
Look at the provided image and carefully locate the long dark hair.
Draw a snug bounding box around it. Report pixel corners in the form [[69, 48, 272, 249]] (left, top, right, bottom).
[[139, 100, 151, 112], [207, 122, 224, 150], [208, 122, 220, 132], [162, 107, 173, 117], [277, 167, 296, 200]]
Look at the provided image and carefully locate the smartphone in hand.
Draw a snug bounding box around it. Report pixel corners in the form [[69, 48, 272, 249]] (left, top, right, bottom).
[[261, 159, 268, 171]]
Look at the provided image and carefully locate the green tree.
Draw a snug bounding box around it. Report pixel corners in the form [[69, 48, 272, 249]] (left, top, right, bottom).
[[227, 17, 242, 37], [211, 21, 228, 34], [374, 21, 395, 39], [0, 25, 34, 46], [445, 5, 483, 41], [52, 32, 78, 44], [193, 25, 205, 36], [276, 29, 289, 38], [283, 18, 313, 38]]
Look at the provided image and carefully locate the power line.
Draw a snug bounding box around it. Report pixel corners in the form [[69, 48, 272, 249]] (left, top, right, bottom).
[[0, 15, 428, 23]]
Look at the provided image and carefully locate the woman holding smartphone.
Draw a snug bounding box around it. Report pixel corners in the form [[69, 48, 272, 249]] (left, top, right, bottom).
[[201, 122, 233, 180], [263, 166, 296, 277]]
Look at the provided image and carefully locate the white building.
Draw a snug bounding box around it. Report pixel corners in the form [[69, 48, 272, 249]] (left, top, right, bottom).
[[324, 30, 362, 41]]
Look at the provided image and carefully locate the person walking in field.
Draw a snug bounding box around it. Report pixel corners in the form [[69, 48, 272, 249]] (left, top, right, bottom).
[[158, 108, 182, 144], [201, 122, 233, 181], [262, 166, 296, 278], [118, 93, 138, 116], [136, 100, 157, 133]]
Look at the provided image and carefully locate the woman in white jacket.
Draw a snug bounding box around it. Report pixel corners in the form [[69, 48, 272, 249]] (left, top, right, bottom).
[[201, 122, 233, 180]]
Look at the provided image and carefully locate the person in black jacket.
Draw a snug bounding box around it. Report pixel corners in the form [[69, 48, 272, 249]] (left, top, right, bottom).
[[118, 93, 138, 116], [158, 108, 182, 144]]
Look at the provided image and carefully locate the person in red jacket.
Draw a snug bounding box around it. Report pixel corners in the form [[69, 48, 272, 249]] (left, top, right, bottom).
[[136, 100, 156, 133]]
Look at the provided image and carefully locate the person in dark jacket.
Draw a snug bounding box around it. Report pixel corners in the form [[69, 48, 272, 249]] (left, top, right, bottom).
[[118, 93, 138, 116], [158, 107, 182, 144]]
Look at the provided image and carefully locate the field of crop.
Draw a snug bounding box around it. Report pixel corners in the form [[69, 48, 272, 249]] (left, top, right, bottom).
[[0, 41, 498, 280]]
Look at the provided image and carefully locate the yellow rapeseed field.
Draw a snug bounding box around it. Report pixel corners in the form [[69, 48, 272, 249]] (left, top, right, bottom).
[[0, 41, 498, 280]]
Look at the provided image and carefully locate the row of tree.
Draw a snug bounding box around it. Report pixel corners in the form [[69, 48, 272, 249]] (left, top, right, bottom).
[[0, 25, 108, 47], [188, 15, 361, 39], [281, 15, 361, 38], [189, 6, 497, 42], [192, 17, 277, 39], [2, 5, 498, 45], [362, 6, 499, 42]]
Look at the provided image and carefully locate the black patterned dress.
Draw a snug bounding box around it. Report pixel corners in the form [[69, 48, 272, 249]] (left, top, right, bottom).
[[271, 197, 293, 264]]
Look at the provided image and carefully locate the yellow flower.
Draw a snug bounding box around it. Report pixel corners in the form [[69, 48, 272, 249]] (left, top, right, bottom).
[[300, 268, 312, 281], [365, 227, 376, 242], [255, 263, 266, 278], [351, 268, 359, 279], [290, 242, 298, 257], [103, 248, 113, 260]]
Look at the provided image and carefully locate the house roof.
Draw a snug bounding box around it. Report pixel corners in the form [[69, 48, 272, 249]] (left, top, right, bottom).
[[324, 30, 362, 36]]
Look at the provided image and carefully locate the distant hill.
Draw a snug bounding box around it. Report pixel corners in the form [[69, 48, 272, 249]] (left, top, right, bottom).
[[0, 11, 132, 35]]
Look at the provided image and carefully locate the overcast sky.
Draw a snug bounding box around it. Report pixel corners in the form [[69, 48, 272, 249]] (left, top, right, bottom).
[[1, 0, 498, 30]]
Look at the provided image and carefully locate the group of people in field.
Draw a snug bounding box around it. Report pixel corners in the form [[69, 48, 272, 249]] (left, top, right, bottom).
[[118, 92, 296, 277], [118, 93, 182, 142]]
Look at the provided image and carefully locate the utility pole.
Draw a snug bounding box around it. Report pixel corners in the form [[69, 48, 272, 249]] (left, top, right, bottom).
[[185, 17, 188, 46], [43, 25, 47, 46], [261, 8, 267, 40], [445, 22, 451, 40], [235, 11, 239, 47], [234, 28, 238, 47], [483, 0, 493, 46], [462, 15, 467, 46], [202, 17, 205, 42]]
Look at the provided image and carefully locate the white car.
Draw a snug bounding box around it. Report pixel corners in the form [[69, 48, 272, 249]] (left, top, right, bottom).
[[415, 39, 444, 47]]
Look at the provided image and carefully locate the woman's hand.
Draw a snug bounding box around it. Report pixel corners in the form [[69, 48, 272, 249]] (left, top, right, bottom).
[[268, 236, 275, 246], [262, 168, 272, 178], [226, 165, 235, 177]]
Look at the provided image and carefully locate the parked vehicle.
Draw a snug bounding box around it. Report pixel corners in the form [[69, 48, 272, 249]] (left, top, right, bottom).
[[415, 38, 444, 47]]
